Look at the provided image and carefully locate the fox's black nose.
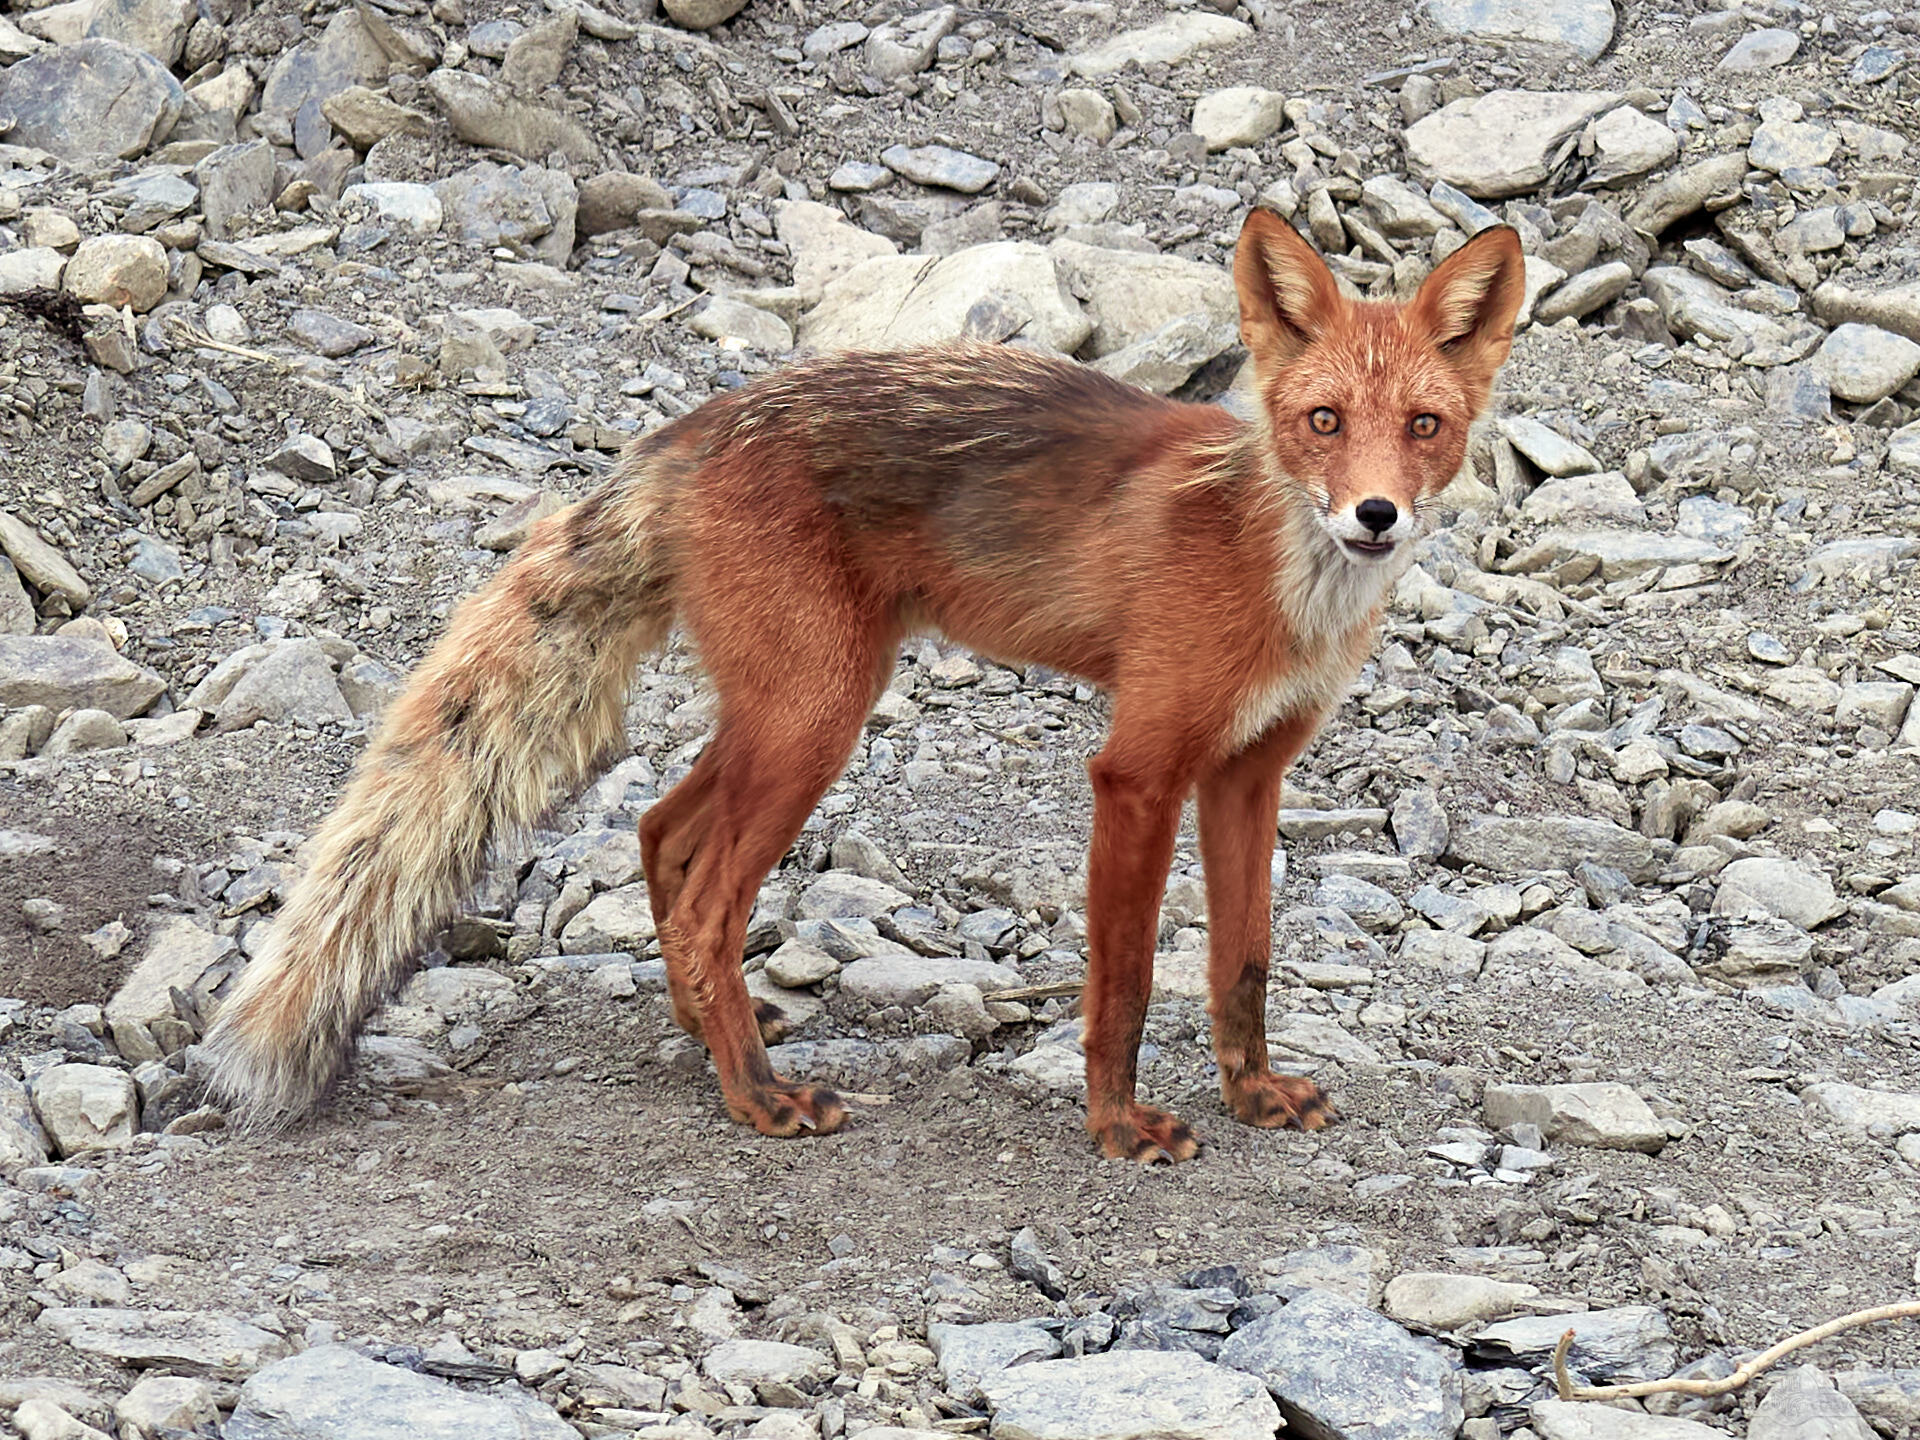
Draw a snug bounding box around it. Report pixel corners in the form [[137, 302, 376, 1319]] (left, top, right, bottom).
[[1355, 498, 1398, 534]]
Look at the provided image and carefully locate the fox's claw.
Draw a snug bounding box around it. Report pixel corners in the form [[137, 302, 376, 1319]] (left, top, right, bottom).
[[1091, 1103, 1201, 1164], [1225, 1071, 1334, 1130]]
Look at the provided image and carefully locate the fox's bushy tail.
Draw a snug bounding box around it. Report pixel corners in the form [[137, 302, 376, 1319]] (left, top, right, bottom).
[[201, 482, 675, 1123]]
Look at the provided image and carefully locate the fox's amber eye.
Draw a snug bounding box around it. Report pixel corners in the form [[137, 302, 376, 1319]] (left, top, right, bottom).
[[1410, 413, 1440, 438], [1309, 407, 1340, 435]]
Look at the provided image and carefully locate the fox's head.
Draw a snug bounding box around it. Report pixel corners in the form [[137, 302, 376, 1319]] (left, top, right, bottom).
[[1233, 208, 1525, 567]]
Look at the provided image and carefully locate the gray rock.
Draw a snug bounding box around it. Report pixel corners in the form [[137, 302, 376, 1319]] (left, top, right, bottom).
[[1391, 788, 1449, 860], [1812, 324, 1920, 405], [1587, 106, 1678, 185], [425, 70, 596, 165], [0, 512, 89, 608], [1712, 858, 1842, 929], [1427, 0, 1613, 61], [1749, 120, 1838, 175], [1800, 1082, 1920, 1135], [703, 1339, 833, 1392], [1219, 1289, 1462, 1440], [1483, 1082, 1666, 1152], [880, 144, 999, 195], [1474, 1307, 1675, 1381], [1641, 266, 1790, 348], [30, 1065, 137, 1156], [1696, 917, 1812, 987], [1090, 314, 1239, 396], [0, 39, 183, 159], [1383, 1273, 1540, 1331], [62, 234, 168, 313], [929, 1321, 1061, 1406], [1531, 1400, 1722, 1440], [214, 639, 352, 731], [1718, 28, 1799, 70], [1058, 88, 1118, 142], [0, 1070, 51, 1176], [801, 20, 867, 60], [1625, 153, 1749, 238], [1449, 815, 1657, 881], [983, 1349, 1281, 1440], [1405, 90, 1619, 199], [41, 708, 128, 757], [434, 162, 559, 249], [0, 636, 166, 719], [577, 171, 672, 236], [763, 939, 840, 988], [798, 243, 1089, 355], [225, 1343, 572, 1437], [1048, 240, 1238, 360], [690, 296, 792, 354], [289, 309, 376, 358], [864, 6, 956, 79], [194, 141, 275, 239], [560, 884, 655, 953], [116, 1375, 222, 1436], [1519, 473, 1644, 525], [795, 871, 913, 920], [1751, 1367, 1879, 1440], [1312, 875, 1404, 932], [1837, 1370, 1920, 1432], [259, 10, 391, 122], [40, 1308, 288, 1379], [1812, 280, 1920, 346], [1067, 13, 1251, 79], [1503, 416, 1599, 476], [1191, 87, 1285, 152], [838, 954, 1024, 1010]]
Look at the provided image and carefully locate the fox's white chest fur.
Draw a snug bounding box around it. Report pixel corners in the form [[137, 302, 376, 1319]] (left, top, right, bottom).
[[1227, 523, 1408, 752]]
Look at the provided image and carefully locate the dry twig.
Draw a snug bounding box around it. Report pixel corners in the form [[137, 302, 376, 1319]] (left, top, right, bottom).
[[1551, 1301, 1920, 1402]]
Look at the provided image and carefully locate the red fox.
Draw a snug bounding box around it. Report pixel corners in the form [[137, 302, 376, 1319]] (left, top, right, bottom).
[[202, 210, 1524, 1162]]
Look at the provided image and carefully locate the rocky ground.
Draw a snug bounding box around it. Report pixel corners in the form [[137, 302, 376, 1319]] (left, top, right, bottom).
[[3, 0, 1920, 1436]]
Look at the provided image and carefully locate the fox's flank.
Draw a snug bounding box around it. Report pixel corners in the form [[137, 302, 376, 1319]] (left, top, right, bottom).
[[201, 211, 1525, 1163]]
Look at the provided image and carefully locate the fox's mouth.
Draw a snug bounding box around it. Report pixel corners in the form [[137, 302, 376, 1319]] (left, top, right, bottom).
[[1341, 538, 1396, 560]]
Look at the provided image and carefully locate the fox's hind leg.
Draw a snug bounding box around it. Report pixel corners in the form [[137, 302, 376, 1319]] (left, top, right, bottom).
[[641, 738, 792, 1047], [1197, 714, 1334, 1132]]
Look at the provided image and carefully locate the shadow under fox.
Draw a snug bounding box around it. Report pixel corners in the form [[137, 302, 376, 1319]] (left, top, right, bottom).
[[202, 210, 1525, 1162]]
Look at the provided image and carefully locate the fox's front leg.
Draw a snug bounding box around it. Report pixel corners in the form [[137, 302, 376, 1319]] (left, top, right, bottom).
[[1082, 743, 1194, 1162], [1197, 714, 1334, 1131]]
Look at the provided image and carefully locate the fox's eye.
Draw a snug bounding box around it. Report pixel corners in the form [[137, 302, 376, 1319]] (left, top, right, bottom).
[[1309, 407, 1341, 435], [1410, 413, 1440, 439]]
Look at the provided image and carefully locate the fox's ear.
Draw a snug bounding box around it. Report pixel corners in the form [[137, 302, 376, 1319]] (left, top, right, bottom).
[[1407, 224, 1526, 373], [1234, 208, 1343, 362]]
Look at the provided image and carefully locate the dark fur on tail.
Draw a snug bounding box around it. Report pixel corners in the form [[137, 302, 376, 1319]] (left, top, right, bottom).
[[200, 477, 674, 1122]]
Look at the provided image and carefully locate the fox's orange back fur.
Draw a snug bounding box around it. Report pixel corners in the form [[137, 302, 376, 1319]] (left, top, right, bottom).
[[202, 212, 1524, 1160]]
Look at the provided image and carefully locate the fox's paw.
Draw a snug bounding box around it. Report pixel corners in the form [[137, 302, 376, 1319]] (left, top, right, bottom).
[[730, 1080, 847, 1138], [1090, 1103, 1200, 1164], [1225, 1071, 1334, 1130], [753, 999, 793, 1046]]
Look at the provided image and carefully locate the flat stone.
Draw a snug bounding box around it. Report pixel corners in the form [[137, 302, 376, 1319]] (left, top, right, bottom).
[[1641, 266, 1790, 347], [1532, 1400, 1723, 1440], [560, 883, 656, 953], [1405, 90, 1619, 199], [1067, 13, 1251, 79], [1482, 1082, 1666, 1152], [1750, 1366, 1879, 1440], [703, 1339, 833, 1390], [1801, 1082, 1920, 1135], [0, 1071, 52, 1175], [1503, 416, 1599, 476], [795, 871, 913, 920], [1048, 240, 1238, 360], [1625, 153, 1749, 237], [1474, 1307, 1675, 1381], [42, 708, 127, 757], [288, 308, 375, 357], [0, 636, 165, 718], [880, 144, 998, 195], [1712, 857, 1842, 929], [424, 70, 595, 165], [259, 10, 390, 122], [690, 295, 792, 354], [1588, 106, 1678, 186], [662, 0, 745, 26], [1718, 28, 1800, 70], [775, 199, 897, 301], [1838, 1370, 1920, 1431], [1427, 0, 1613, 61], [1219, 1289, 1461, 1440], [214, 638, 352, 731], [928, 1321, 1061, 1407], [0, 38, 183, 159], [983, 1349, 1280, 1440], [1449, 815, 1657, 881], [1383, 1273, 1541, 1331], [1812, 280, 1920, 345], [838, 954, 1023, 1010], [1812, 324, 1920, 405], [194, 140, 274, 239], [798, 244, 1090, 355], [0, 511, 90, 607], [30, 1065, 137, 1156], [864, 7, 955, 80], [116, 1375, 221, 1436], [1749, 120, 1838, 175], [1520, 473, 1644, 525], [40, 1309, 287, 1379], [225, 1343, 572, 1437]]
